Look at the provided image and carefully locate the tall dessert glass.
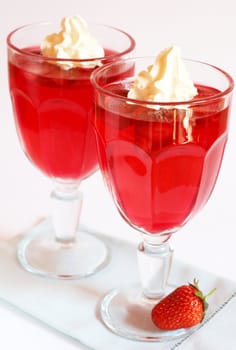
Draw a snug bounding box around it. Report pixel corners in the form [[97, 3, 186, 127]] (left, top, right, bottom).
[[7, 20, 135, 279], [91, 56, 234, 341]]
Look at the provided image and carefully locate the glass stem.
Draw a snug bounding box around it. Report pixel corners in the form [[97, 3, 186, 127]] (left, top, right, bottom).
[[51, 180, 82, 244], [137, 235, 173, 299]]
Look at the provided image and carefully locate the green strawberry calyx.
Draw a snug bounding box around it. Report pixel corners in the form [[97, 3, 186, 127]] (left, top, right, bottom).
[[191, 278, 216, 315]]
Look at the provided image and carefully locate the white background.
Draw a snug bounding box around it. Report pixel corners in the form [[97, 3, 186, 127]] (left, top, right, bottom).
[[0, 0, 236, 348]]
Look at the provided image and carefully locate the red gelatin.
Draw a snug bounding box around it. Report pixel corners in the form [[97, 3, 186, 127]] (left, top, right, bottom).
[[95, 83, 229, 233], [9, 48, 132, 180]]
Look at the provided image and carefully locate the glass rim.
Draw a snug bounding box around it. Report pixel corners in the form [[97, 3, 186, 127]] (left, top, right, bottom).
[[91, 56, 234, 106], [6, 20, 136, 64]]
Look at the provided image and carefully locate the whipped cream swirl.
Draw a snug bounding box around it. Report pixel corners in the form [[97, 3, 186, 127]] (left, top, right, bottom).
[[128, 46, 198, 103], [41, 15, 104, 69]]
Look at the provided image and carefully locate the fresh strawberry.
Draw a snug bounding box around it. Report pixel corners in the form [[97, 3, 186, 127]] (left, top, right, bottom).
[[151, 279, 216, 330]]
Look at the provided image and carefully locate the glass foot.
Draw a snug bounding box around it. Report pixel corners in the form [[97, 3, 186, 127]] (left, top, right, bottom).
[[17, 220, 109, 279], [100, 285, 198, 342]]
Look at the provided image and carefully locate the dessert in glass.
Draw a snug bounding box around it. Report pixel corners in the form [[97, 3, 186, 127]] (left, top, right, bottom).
[[91, 47, 234, 341], [7, 16, 135, 279]]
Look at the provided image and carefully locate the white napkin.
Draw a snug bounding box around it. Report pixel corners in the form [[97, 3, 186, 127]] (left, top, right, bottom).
[[0, 220, 235, 350]]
